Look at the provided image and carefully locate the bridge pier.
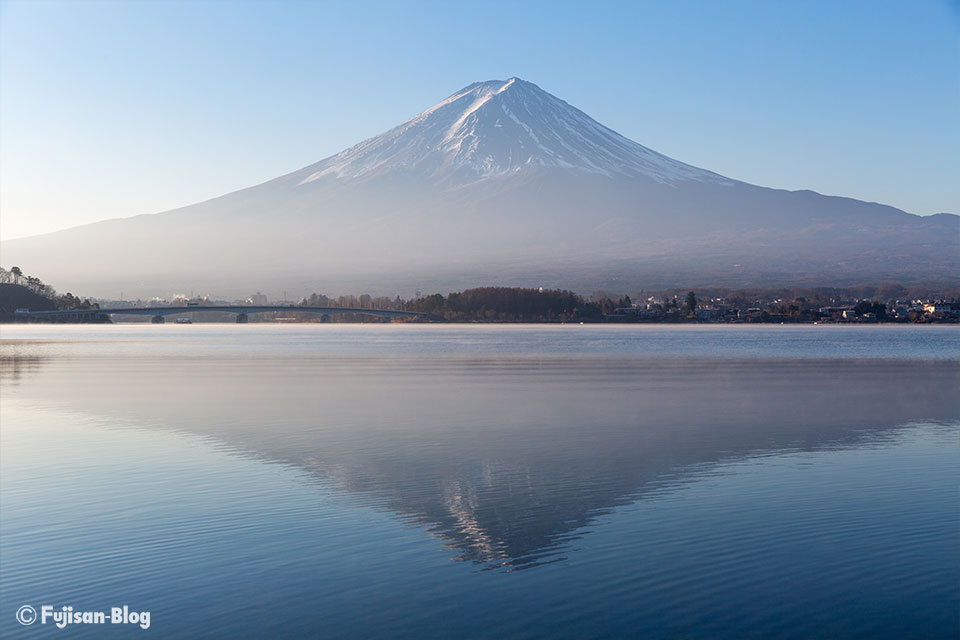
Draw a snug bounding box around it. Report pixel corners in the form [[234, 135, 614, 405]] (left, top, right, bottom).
[[151, 315, 165, 324], [236, 312, 248, 324]]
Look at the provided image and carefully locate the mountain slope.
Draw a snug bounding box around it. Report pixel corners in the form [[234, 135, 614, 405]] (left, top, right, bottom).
[[2, 78, 956, 297]]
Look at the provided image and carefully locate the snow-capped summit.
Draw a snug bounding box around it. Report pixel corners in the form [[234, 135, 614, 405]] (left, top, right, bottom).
[[296, 77, 731, 185]]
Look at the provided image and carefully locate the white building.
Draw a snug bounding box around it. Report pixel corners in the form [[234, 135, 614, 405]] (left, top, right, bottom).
[[924, 303, 951, 314]]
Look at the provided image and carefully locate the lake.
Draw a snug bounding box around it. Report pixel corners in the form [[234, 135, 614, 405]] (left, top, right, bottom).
[[1, 324, 957, 638]]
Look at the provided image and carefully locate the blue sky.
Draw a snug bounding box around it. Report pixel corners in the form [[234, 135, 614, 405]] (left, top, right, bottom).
[[1, 0, 957, 239]]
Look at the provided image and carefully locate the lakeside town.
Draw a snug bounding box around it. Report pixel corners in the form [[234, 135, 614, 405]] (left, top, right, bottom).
[[605, 293, 958, 323]]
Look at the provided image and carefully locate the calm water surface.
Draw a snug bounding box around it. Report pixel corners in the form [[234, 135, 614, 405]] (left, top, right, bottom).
[[1, 325, 957, 638]]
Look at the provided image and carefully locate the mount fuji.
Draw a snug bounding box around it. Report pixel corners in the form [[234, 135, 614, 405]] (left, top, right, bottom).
[[3, 78, 957, 297]]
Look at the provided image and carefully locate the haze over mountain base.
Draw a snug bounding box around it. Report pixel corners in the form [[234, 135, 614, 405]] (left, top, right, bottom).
[[3, 78, 956, 298]]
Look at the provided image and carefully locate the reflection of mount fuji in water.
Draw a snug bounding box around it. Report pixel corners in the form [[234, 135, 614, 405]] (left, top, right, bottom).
[[5, 354, 958, 567]]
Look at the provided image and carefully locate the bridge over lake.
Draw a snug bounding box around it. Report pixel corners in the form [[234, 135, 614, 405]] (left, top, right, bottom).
[[14, 305, 428, 323]]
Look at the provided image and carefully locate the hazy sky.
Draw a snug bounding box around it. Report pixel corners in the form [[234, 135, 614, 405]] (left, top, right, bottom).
[[1, 0, 958, 240]]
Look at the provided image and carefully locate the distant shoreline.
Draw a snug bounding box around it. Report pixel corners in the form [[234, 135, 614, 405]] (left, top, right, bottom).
[[2, 279, 957, 325], [3, 316, 957, 326]]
